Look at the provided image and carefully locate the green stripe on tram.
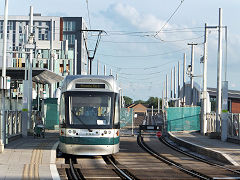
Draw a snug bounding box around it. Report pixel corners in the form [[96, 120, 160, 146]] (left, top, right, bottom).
[[60, 136, 120, 145]]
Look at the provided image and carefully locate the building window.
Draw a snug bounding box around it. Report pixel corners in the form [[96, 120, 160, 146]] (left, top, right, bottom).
[[63, 34, 75, 45], [63, 21, 76, 31]]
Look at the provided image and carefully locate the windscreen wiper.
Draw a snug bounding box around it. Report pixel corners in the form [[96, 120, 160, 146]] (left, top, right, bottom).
[[71, 110, 92, 132]]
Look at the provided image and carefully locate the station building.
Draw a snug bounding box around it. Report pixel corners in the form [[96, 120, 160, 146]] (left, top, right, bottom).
[[0, 14, 89, 111]]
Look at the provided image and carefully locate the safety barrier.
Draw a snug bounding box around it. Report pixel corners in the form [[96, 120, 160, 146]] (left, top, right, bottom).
[[5, 110, 22, 139], [228, 113, 240, 140], [206, 112, 217, 133], [166, 107, 201, 132], [3, 110, 42, 143]]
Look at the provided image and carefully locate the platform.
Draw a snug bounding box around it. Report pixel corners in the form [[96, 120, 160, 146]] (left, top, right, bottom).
[[169, 131, 240, 166], [0, 130, 60, 180]]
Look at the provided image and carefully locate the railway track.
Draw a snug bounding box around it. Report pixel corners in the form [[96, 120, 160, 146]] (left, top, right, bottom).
[[160, 135, 240, 175], [137, 135, 210, 180], [140, 134, 240, 180], [57, 155, 133, 180]]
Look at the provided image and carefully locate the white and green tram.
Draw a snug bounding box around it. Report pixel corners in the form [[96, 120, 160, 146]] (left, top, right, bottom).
[[59, 75, 120, 156]]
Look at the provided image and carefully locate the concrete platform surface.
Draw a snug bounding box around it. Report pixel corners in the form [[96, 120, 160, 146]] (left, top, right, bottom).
[[0, 130, 60, 180], [170, 131, 240, 166]]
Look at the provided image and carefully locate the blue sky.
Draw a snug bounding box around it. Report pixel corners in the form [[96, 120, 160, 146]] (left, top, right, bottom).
[[1, 0, 240, 100]]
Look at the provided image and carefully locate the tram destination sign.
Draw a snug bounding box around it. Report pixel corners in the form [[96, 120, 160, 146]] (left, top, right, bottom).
[[75, 84, 105, 89]]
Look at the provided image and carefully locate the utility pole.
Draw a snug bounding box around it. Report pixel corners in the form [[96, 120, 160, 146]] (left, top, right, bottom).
[[174, 66, 176, 99], [0, 0, 9, 152], [178, 61, 181, 106], [74, 40, 77, 75], [171, 68, 173, 99], [183, 53, 186, 106], [202, 23, 208, 135], [188, 43, 198, 105], [166, 74, 168, 107], [104, 65, 106, 76], [97, 60, 99, 75], [28, 6, 34, 133], [216, 8, 223, 133], [49, 19, 54, 97]]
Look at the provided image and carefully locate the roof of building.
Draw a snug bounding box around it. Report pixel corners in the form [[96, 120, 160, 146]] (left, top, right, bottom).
[[208, 88, 240, 99], [0, 67, 64, 84]]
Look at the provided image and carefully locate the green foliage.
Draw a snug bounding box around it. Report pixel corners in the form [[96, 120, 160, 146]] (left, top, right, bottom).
[[134, 100, 146, 105], [146, 97, 159, 108], [123, 96, 133, 106]]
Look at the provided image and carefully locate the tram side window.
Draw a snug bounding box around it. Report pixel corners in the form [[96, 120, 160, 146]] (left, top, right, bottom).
[[59, 94, 65, 125], [114, 94, 120, 125]]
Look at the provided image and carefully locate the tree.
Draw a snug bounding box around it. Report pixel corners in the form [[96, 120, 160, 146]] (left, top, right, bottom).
[[146, 97, 159, 108], [123, 96, 133, 106], [134, 100, 146, 105]]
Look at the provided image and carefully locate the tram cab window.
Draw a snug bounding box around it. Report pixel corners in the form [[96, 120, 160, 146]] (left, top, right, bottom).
[[69, 93, 113, 126], [59, 94, 65, 125], [114, 94, 120, 125]]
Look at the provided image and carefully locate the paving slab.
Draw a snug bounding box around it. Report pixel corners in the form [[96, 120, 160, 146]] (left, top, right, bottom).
[[0, 130, 60, 180]]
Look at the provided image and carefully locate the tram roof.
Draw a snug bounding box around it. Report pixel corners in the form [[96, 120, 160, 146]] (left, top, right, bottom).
[[61, 75, 119, 93], [0, 67, 64, 84]]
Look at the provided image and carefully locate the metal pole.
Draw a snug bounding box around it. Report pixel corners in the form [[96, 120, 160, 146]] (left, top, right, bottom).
[[224, 26, 227, 81], [28, 6, 34, 133], [162, 90, 164, 111], [183, 53, 186, 106], [49, 19, 54, 97], [116, 74, 118, 80], [110, 69, 112, 76], [97, 60, 99, 75], [158, 98, 160, 113], [171, 69, 173, 99], [202, 23, 208, 135], [104, 65, 106, 76], [174, 66, 176, 99], [178, 61, 180, 99], [188, 43, 197, 105], [0, 0, 9, 152], [166, 74, 168, 107], [151, 106, 153, 117], [216, 8, 223, 133], [74, 40, 77, 75]]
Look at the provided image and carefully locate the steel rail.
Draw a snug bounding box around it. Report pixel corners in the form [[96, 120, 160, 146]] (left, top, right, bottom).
[[160, 136, 240, 175], [104, 155, 133, 180], [69, 158, 85, 180], [137, 135, 211, 180]]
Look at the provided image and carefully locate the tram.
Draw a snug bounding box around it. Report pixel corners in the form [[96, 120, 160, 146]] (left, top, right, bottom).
[[58, 75, 120, 155]]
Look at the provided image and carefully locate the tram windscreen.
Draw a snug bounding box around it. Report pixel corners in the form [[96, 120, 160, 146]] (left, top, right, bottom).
[[68, 92, 113, 126]]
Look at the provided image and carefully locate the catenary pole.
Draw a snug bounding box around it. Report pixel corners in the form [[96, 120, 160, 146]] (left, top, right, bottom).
[[171, 68, 173, 99], [0, 0, 9, 152], [188, 43, 197, 105], [174, 66, 176, 99], [202, 23, 208, 135], [178, 61, 180, 105], [216, 8, 223, 133], [28, 6, 34, 133], [183, 53, 186, 106], [166, 74, 168, 107], [104, 65, 106, 76]]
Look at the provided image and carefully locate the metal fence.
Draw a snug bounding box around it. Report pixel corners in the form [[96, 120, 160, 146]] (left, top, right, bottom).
[[5, 111, 22, 140], [206, 112, 217, 133], [206, 112, 240, 140], [228, 113, 240, 140], [3, 110, 42, 143]]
